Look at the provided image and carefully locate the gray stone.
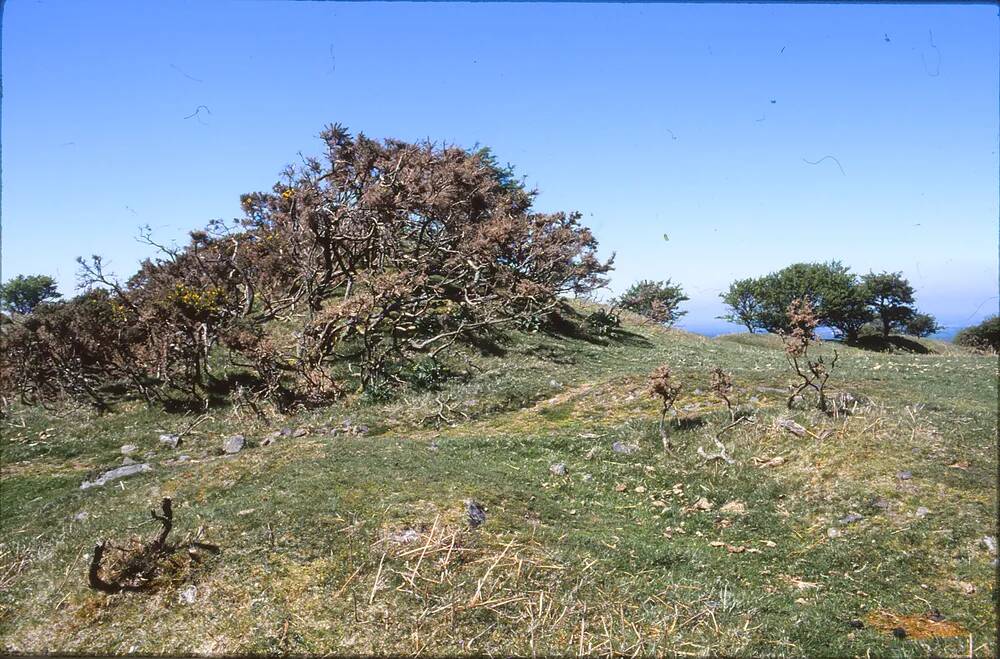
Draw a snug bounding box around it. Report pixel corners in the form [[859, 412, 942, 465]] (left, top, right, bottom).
[[581, 473, 593, 482], [120, 444, 138, 455], [827, 527, 842, 538], [177, 455, 191, 462], [897, 470, 913, 481], [178, 585, 198, 605], [465, 499, 487, 528], [80, 463, 152, 489], [223, 435, 245, 454], [159, 433, 181, 449], [982, 536, 997, 556], [840, 512, 864, 525], [293, 428, 308, 438], [122, 456, 137, 466], [278, 427, 294, 437], [389, 528, 420, 544], [73, 511, 89, 522], [776, 418, 807, 437], [612, 441, 638, 455], [869, 496, 891, 510], [915, 507, 930, 518], [549, 463, 568, 477]]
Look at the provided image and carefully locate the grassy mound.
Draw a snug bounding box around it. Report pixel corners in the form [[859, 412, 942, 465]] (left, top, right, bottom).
[[1, 306, 996, 656]]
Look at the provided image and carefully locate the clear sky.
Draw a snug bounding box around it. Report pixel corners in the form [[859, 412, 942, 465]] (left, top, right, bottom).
[[3, 1, 998, 334]]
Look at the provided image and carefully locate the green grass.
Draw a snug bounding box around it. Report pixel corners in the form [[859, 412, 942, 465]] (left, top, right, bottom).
[[2, 304, 996, 656]]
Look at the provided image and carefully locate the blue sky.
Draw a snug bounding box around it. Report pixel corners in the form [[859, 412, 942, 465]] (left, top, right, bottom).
[[3, 1, 998, 334]]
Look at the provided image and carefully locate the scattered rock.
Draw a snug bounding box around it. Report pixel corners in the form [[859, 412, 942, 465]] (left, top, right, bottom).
[[120, 444, 138, 455], [550, 463, 568, 477], [692, 497, 714, 511], [719, 500, 747, 516], [827, 528, 842, 538], [634, 485, 647, 494], [612, 441, 638, 455], [897, 471, 913, 481], [775, 419, 807, 437], [465, 500, 487, 528], [122, 456, 137, 466], [389, 528, 420, 544], [177, 455, 191, 462], [915, 507, 930, 518], [614, 483, 627, 492], [581, 473, 593, 482], [159, 433, 181, 449], [584, 446, 598, 460], [293, 428, 308, 438], [73, 511, 89, 522], [80, 463, 152, 489], [278, 427, 294, 437], [957, 581, 977, 595], [981, 536, 997, 556], [868, 496, 891, 510], [428, 442, 440, 452], [178, 585, 198, 605], [693, 388, 704, 396], [223, 435, 246, 454], [840, 513, 864, 525]]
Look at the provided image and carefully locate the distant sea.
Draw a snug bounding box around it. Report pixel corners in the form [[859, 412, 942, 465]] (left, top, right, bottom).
[[677, 322, 965, 342]]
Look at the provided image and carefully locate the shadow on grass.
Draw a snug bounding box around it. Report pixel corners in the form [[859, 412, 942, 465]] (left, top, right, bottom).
[[850, 335, 932, 354]]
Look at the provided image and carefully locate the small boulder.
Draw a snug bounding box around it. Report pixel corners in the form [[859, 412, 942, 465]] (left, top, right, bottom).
[[868, 496, 891, 510], [827, 528, 842, 538], [178, 585, 198, 605], [465, 499, 487, 528], [122, 456, 137, 466], [915, 507, 930, 518], [549, 463, 568, 477], [73, 511, 89, 522], [719, 500, 747, 516], [982, 535, 997, 556], [120, 444, 138, 455], [897, 470, 913, 481], [839, 512, 863, 525], [159, 433, 181, 449], [775, 418, 807, 437], [81, 463, 152, 490], [612, 441, 638, 455], [293, 428, 308, 438], [223, 435, 245, 454]]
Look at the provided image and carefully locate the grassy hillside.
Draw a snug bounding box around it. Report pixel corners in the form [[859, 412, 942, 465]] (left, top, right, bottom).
[[2, 304, 996, 656]]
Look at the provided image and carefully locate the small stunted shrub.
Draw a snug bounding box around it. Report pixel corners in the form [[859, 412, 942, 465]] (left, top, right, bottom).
[[709, 366, 734, 421], [649, 364, 682, 450], [586, 307, 621, 337], [779, 298, 838, 412], [617, 279, 688, 326], [954, 316, 1000, 353]]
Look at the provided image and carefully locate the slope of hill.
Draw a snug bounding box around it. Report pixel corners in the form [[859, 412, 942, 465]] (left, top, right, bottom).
[[1, 304, 996, 656]]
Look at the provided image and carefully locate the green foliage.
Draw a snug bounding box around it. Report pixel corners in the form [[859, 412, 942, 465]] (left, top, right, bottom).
[[617, 279, 688, 326], [585, 307, 621, 337], [955, 315, 1000, 352], [403, 357, 445, 391], [718, 278, 765, 332], [720, 262, 872, 340], [0, 274, 61, 314], [861, 271, 916, 337], [903, 312, 942, 338]]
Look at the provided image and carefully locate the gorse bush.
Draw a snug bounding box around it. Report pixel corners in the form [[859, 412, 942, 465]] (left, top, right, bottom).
[[1, 125, 613, 411], [954, 315, 1000, 353], [617, 279, 688, 326]]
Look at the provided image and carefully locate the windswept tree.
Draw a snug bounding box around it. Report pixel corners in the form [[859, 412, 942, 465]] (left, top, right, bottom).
[[617, 279, 688, 326], [719, 278, 764, 333], [861, 271, 916, 338], [0, 275, 61, 314], [903, 313, 942, 338]]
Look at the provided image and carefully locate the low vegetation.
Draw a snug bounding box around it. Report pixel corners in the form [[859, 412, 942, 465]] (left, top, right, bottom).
[[1, 302, 995, 656]]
